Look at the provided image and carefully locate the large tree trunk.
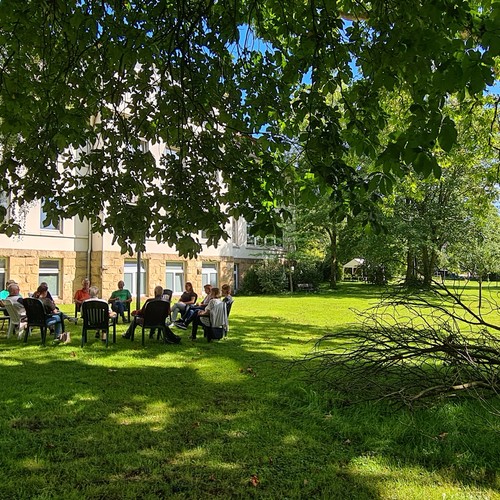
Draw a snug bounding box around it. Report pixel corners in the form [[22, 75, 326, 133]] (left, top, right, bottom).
[[404, 249, 417, 285], [421, 246, 437, 287], [327, 227, 338, 289]]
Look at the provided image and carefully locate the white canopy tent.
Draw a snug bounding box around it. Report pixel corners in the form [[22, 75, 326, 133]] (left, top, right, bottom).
[[343, 258, 365, 280]]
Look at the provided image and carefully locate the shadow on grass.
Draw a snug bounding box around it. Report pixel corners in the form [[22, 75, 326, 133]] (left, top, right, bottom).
[[0, 293, 498, 497]]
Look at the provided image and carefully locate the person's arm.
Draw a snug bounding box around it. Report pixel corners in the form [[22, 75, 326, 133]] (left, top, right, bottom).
[[184, 292, 197, 306], [126, 290, 132, 303], [198, 299, 213, 316], [138, 298, 151, 316]]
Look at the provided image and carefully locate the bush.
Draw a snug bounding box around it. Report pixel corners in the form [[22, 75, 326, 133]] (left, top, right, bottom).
[[292, 260, 323, 288], [239, 260, 288, 295], [239, 266, 261, 294], [256, 260, 288, 294], [362, 261, 392, 285]]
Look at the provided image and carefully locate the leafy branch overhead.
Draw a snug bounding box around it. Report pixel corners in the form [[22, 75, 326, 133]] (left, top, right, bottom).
[[0, 0, 499, 254]]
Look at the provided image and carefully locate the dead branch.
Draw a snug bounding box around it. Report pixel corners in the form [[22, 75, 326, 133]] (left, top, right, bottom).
[[292, 281, 500, 411]]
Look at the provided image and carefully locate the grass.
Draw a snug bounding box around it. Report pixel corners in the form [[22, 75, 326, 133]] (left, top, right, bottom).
[[0, 283, 498, 499]]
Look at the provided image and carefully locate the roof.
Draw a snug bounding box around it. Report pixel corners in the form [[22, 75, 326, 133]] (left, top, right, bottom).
[[343, 258, 365, 269]]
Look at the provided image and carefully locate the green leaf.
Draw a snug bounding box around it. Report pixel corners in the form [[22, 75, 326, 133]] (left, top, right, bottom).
[[413, 152, 433, 178], [438, 119, 457, 152]]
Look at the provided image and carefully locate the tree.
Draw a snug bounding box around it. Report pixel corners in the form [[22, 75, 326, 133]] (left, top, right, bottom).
[[334, 99, 500, 287], [391, 101, 499, 286], [1, 1, 499, 255]]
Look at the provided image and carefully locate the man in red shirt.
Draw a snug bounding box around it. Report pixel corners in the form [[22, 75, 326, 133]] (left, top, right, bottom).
[[74, 278, 91, 316]]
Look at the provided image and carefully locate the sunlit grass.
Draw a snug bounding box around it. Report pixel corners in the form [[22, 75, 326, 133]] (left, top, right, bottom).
[[0, 282, 498, 498]]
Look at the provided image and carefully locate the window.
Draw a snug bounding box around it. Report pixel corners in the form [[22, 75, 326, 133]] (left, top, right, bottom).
[[40, 198, 61, 231], [202, 263, 218, 287], [165, 262, 184, 294], [246, 223, 264, 246], [39, 260, 60, 297], [0, 258, 6, 291], [246, 222, 282, 248], [0, 192, 8, 222], [233, 263, 239, 292], [231, 219, 240, 246], [124, 259, 147, 297]]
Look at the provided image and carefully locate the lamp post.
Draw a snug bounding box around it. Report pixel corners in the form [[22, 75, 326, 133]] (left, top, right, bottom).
[[135, 249, 142, 311]]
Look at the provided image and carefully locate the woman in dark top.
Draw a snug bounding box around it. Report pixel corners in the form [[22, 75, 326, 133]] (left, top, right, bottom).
[[170, 282, 197, 323], [34, 284, 65, 339]]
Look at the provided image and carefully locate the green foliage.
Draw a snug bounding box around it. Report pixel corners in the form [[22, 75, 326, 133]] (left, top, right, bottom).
[[255, 259, 288, 294], [0, 1, 499, 254], [292, 260, 323, 289], [361, 261, 393, 285], [239, 265, 261, 295], [239, 259, 288, 294]]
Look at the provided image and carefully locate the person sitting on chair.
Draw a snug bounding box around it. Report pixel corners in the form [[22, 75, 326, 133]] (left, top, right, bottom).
[[221, 284, 233, 306], [170, 282, 197, 324], [34, 282, 54, 301], [174, 283, 212, 330], [122, 285, 166, 340], [85, 286, 116, 341], [35, 282, 77, 325], [0, 282, 26, 321], [0, 279, 17, 300], [190, 287, 223, 340], [34, 284, 66, 341], [74, 278, 91, 315], [108, 280, 132, 323]]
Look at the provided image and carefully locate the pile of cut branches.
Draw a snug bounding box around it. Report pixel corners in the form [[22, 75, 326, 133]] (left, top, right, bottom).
[[296, 281, 500, 409]]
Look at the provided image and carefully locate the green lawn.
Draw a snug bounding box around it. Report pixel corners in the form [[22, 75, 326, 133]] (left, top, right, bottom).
[[0, 283, 498, 499]]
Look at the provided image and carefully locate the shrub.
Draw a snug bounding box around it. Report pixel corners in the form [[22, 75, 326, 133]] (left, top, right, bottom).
[[362, 261, 392, 285], [292, 260, 323, 288], [240, 260, 288, 294], [256, 260, 288, 294], [239, 266, 261, 294]]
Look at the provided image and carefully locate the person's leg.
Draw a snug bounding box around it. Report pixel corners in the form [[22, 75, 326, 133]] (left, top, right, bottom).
[[62, 313, 77, 324], [47, 315, 62, 338], [191, 315, 201, 339], [171, 303, 179, 322], [122, 316, 139, 339], [112, 301, 124, 316], [175, 307, 195, 329], [123, 316, 142, 340], [57, 312, 66, 333], [184, 308, 198, 326], [171, 303, 186, 322]]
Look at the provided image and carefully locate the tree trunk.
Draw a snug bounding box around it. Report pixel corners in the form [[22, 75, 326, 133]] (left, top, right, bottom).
[[405, 249, 417, 285], [421, 246, 437, 287], [327, 227, 338, 289]]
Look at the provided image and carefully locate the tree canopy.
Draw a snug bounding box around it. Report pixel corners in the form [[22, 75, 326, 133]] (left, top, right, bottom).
[[0, 0, 499, 255]]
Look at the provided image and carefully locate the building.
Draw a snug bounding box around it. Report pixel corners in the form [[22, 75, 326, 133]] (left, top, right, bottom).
[[0, 198, 282, 303]]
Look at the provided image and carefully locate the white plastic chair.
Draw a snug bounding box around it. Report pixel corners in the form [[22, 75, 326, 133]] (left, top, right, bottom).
[[3, 300, 26, 339]]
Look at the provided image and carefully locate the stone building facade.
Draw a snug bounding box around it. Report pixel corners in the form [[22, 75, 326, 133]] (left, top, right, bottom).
[[0, 200, 277, 303]]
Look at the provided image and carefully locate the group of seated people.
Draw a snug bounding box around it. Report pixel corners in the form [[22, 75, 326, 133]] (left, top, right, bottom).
[[1, 277, 233, 344], [121, 281, 233, 342], [171, 282, 233, 340], [0, 280, 77, 342], [74, 278, 132, 324]]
